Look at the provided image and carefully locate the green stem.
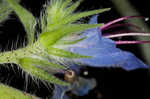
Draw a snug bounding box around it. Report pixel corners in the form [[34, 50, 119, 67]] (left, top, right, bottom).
[[0, 43, 44, 64]]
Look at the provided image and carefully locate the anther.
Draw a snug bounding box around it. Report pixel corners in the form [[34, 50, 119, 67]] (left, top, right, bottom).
[[64, 70, 75, 83]]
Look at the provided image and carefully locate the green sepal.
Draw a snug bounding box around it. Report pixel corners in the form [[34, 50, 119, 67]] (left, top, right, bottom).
[[46, 8, 110, 31], [18, 57, 68, 86], [62, 8, 111, 24], [56, 37, 87, 45], [63, 0, 82, 16], [47, 47, 92, 58], [39, 24, 103, 48], [18, 57, 66, 69]]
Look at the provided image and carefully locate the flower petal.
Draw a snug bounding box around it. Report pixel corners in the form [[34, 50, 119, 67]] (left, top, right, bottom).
[[66, 15, 148, 70], [53, 85, 70, 99]]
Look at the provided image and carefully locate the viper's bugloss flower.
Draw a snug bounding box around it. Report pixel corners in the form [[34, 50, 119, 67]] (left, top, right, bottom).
[[53, 15, 150, 99], [60, 15, 149, 70], [1, 0, 150, 99]]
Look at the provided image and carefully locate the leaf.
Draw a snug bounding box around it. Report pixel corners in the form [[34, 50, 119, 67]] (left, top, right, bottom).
[[6, 0, 36, 45], [0, 84, 39, 99], [0, 0, 11, 22], [0, 0, 20, 22]]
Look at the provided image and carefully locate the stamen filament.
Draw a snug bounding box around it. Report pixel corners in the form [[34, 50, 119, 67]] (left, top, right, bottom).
[[115, 40, 150, 45], [100, 16, 144, 30], [103, 32, 150, 38], [101, 23, 141, 31]]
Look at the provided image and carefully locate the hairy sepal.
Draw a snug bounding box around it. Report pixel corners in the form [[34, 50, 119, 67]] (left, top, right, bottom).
[[39, 24, 103, 49], [47, 47, 92, 58], [56, 37, 87, 45], [19, 57, 66, 69], [42, 0, 110, 32], [18, 57, 68, 86]]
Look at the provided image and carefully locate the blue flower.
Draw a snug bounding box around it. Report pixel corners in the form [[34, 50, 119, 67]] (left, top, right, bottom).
[[67, 15, 148, 70], [53, 15, 149, 99]]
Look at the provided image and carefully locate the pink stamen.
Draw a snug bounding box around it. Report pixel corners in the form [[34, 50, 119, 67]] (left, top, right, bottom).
[[100, 16, 144, 31], [115, 40, 150, 45], [103, 29, 138, 36], [101, 23, 141, 31], [103, 32, 150, 38]]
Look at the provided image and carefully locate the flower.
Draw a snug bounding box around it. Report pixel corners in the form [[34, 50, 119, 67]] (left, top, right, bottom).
[[53, 15, 149, 99]]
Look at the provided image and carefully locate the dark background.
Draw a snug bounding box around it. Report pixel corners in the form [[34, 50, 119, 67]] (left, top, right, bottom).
[[0, 0, 150, 99]]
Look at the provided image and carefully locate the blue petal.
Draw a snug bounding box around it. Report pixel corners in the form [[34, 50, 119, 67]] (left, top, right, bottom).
[[66, 15, 148, 70], [53, 85, 70, 99], [89, 15, 98, 24], [53, 15, 149, 99], [53, 78, 96, 98], [71, 78, 97, 96]]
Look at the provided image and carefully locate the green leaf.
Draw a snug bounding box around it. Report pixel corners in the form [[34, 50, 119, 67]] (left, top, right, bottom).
[[47, 47, 92, 58], [0, 0, 20, 22], [6, 0, 36, 45], [0, 84, 40, 99]]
